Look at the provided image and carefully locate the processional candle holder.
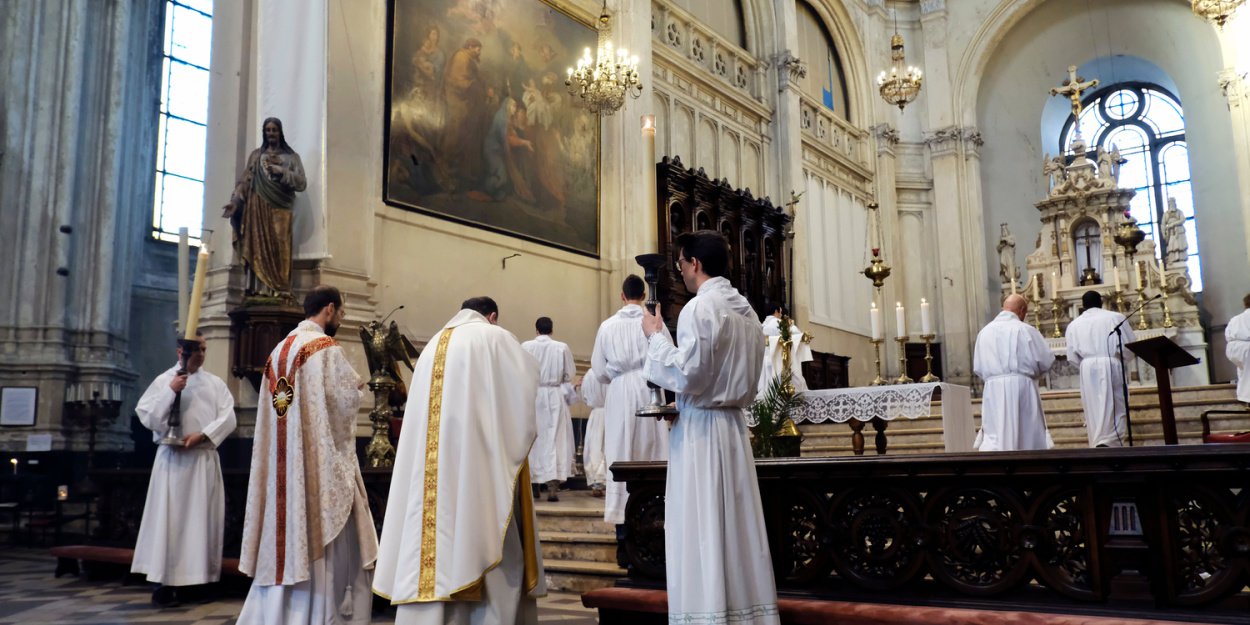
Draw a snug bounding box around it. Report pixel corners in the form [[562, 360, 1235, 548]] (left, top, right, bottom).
[[159, 338, 202, 446], [918, 334, 939, 382], [635, 253, 680, 419], [63, 387, 123, 497], [894, 336, 913, 385], [869, 338, 886, 386]]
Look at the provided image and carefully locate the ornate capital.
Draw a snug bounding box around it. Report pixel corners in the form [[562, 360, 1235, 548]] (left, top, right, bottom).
[[1219, 68, 1248, 109], [925, 126, 982, 156], [773, 50, 807, 93], [871, 123, 900, 155]]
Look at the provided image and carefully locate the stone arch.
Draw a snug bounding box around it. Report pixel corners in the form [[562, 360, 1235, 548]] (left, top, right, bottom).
[[786, 0, 871, 126]]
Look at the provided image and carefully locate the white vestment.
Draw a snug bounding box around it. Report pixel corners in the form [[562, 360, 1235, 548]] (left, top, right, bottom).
[[581, 371, 608, 488], [374, 309, 546, 624], [592, 304, 670, 523], [131, 364, 236, 586], [757, 316, 813, 397], [972, 311, 1055, 451], [1066, 307, 1137, 447], [522, 335, 576, 484], [237, 320, 378, 625], [1226, 309, 1250, 403], [644, 277, 780, 625]]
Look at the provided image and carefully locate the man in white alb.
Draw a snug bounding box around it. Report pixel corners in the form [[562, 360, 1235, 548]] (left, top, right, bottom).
[[237, 286, 378, 624], [132, 332, 236, 607], [758, 303, 813, 397], [973, 294, 1056, 451], [373, 296, 545, 625], [1065, 290, 1137, 447], [1226, 293, 1250, 405], [579, 370, 608, 497], [642, 230, 779, 625], [522, 317, 576, 502], [591, 274, 669, 523]]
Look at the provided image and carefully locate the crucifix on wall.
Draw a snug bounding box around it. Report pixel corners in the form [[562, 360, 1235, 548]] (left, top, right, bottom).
[[1074, 220, 1103, 285]]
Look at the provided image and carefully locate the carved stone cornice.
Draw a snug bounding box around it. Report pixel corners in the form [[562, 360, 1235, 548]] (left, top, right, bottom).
[[924, 126, 982, 157], [773, 50, 807, 93], [920, 0, 946, 16], [871, 123, 900, 155]]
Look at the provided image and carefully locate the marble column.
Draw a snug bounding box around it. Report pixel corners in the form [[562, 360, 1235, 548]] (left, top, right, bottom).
[[0, 0, 163, 451]]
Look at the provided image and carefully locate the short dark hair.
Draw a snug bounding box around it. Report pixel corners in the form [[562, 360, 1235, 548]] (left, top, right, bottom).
[[675, 230, 730, 279], [303, 285, 343, 318], [622, 274, 646, 300], [536, 316, 553, 335], [461, 296, 498, 318], [1243, 293, 1250, 309], [1082, 290, 1103, 310]]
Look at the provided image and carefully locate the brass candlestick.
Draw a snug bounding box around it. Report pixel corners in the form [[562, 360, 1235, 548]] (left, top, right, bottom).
[[1050, 296, 1065, 338], [1113, 288, 1125, 314], [894, 336, 913, 384], [1030, 293, 1043, 333], [1135, 282, 1150, 331], [919, 333, 939, 382], [1160, 281, 1174, 329], [870, 338, 886, 386]]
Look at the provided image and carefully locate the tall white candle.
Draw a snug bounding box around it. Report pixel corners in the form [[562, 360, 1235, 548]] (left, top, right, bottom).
[[1157, 258, 1165, 286], [1136, 260, 1144, 290], [1050, 270, 1058, 296], [185, 242, 210, 339], [895, 302, 906, 337], [870, 302, 882, 340], [1032, 275, 1040, 300], [1010, 275, 1017, 294], [920, 298, 932, 335], [641, 115, 659, 250], [177, 227, 189, 334], [1113, 263, 1121, 291]]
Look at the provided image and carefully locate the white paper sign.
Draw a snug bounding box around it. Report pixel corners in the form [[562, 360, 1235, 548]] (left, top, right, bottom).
[[26, 434, 52, 452], [0, 387, 37, 426]]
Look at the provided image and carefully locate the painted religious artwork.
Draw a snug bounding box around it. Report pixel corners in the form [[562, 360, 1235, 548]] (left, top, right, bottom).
[[384, 0, 601, 256]]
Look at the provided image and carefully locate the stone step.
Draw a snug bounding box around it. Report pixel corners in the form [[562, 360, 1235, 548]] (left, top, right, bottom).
[[544, 559, 626, 594], [535, 506, 614, 536], [540, 531, 618, 563]]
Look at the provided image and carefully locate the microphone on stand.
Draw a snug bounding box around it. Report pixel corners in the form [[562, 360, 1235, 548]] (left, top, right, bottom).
[[1106, 293, 1160, 446]]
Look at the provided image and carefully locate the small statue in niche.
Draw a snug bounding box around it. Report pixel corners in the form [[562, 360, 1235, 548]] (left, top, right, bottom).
[[1162, 198, 1189, 267], [222, 117, 307, 298], [997, 223, 1019, 286]]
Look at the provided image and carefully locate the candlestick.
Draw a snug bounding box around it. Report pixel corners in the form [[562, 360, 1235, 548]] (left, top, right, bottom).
[[185, 237, 210, 339], [894, 336, 913, 384], [1135, 282, 1150, 331], [1030, 293, 1043, 333], [1161, 278, 1174, 329], [919, 333, 939, 382], [1050, 295, 1064, 339], [870, 302, 882, 340], [920, 298, 932, 335], [895, 302, 906, 337], [870, 338, 886, 386]]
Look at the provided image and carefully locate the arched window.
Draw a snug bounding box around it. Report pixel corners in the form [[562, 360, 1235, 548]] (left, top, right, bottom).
[[671, 0, 746, 48], [795, 1, 849, 121], [1059, 83, 1200, 290], [153, 0, 214, 244]]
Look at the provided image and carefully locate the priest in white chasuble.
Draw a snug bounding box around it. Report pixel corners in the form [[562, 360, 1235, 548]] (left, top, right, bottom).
[[591, 274, 670, 524], [521, 316, 576, 501], [373, 296, 546, 625], [132, 333, 236, 605], [973, 294, 1056, 451], [579, 370, 608, 496], [642, 231, 780, 625], [1065, 290, 1137, 448], [237, 286, 378, 625], [758, 304, 813, 397], [1226, 293, 1250, 404]]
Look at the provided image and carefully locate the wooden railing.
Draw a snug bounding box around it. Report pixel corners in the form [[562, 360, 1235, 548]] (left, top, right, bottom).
[[614, 445, 1250, 622]]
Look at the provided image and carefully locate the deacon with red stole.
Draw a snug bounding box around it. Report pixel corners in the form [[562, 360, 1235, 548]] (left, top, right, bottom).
[[373, 296, 546, 624], [237, 286, 378, 624]]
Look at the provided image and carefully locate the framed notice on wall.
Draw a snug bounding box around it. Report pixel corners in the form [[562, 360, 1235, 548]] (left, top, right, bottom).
[[0, 387, 38, 427]]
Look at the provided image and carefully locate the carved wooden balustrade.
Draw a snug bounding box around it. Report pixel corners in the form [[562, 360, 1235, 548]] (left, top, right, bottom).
[[614, 445, 1250, 621]]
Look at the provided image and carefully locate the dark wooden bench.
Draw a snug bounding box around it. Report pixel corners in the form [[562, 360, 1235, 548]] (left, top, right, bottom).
[[581, 587, 1220, 625], [50, 545, 242, 580]]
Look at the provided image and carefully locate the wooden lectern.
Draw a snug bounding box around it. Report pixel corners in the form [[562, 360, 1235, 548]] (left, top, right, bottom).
[[1126, 336, 1199, 445]]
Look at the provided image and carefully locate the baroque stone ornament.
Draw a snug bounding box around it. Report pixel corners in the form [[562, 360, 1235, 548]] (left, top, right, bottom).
[[773, 50, 807, 93]]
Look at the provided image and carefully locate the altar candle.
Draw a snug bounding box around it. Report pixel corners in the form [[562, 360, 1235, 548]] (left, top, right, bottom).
[[1136, 260, 1144, 290], [1050, 271, 1058, 296], [920, 298, 932, 335], [1157, 258, 1165, 286], [1113, 263, 1120, 291], [1010, 275, 1017, 294], [1032, 275, 1040, 300], [185, 242, 210, 339], [895, 302, 906, 337], [870, 302, 882, 340]]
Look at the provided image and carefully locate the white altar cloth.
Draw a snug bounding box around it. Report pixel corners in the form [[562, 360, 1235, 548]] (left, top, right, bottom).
[[783, 383, 974, 452]]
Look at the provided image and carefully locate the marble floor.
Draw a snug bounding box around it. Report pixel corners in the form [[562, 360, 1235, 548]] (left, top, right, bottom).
[[0, 548, 598, 624]]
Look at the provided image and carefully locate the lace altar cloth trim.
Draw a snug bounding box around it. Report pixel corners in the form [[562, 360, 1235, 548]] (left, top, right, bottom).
[[784, 382, 943, 425]]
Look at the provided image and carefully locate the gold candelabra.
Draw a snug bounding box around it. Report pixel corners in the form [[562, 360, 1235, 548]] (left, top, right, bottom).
[[894, 336, 913, 384], [1030, 292, 1043, 333], [1135, 276, 1150, 331], [870, 338, 886, 386], [919, 333, 939, 382], [1112, 287, 1125, 314], [1050, 296, 1065, 339], [1160, 279, 1174, 329]]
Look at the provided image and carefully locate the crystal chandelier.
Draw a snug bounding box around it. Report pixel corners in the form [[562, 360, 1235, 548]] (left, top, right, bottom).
[[877, 30, 923, 112], [565, 2, 641, 116], [1192, 0, 1245, 27]]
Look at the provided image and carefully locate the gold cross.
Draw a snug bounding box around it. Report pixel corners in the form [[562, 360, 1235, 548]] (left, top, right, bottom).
[[1049, 65, 1099, 119]]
